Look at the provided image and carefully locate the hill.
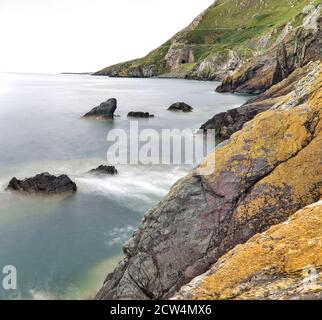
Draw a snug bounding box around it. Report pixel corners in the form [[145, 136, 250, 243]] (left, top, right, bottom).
[[95, 0, 322, 94]]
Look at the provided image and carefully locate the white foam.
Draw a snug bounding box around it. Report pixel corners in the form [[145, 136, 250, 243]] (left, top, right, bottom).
[[104, 225, 136, 246], [76, 165, 189, 208], [28, 289, 56, 300]]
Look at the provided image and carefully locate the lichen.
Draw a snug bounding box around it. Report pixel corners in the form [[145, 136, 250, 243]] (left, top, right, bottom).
[[174, 63, 322, 301], [182, 201, 322, 300]]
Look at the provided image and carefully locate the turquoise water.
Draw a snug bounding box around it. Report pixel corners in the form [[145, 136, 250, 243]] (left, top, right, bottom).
[[0, 73, 248, 299]]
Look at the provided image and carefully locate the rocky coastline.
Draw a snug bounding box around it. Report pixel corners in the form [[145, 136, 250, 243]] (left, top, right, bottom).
[[94, 1, 322, 301], [96, 59, 322, 299]]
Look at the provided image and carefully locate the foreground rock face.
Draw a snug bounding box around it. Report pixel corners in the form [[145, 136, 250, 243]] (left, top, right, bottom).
[[96, 64, 322, 300], [127, 112, 154, 118], [89, 165, 118, 175], [7, 173, 77, 194], [168, 102, 193, 113], [83, 98, 117, 120], [174, 201, 322, 300], [202, 62, 316, 139]]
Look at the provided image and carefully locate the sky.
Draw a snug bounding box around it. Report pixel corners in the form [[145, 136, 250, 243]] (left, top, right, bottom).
[[0, 0, 214, 73]]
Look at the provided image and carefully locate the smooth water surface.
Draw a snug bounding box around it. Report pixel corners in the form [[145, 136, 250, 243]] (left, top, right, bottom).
[[0, 73, 248, 299]]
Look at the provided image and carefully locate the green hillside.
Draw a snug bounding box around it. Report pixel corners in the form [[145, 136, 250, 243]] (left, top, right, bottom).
[[95, 0, 321, 79]]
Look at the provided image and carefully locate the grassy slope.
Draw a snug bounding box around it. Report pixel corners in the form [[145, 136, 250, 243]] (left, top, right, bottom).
[[96, 0, 320, 76]]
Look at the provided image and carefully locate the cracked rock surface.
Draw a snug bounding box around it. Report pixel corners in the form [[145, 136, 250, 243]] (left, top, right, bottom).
[[96, 63, 322, 300], [173, 200, 322, 300]]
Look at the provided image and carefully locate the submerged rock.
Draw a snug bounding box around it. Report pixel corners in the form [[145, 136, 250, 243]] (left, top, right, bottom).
[[168, 102, 193, 112], [127, 112, 154, 118], [95, 63, 322, 300], [82, 98, 117, 120], [89, 165, 118, 175], [7, 172, 77, 194]]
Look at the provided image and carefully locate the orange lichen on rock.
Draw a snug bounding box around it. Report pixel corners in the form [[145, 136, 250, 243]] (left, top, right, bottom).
[[235, 125, 322, 222], [175, 201, 322, 300], [199, 107, 314, 179], [234, 64, 322, 222]]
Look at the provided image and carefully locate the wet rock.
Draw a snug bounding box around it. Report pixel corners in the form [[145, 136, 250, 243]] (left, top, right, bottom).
[[168, 102, 193, 113], [89, 165, 118, 175], [127, 112, 154, 118], [83, 98, 117, 120], [200, 104, 271, 140], [202, 62, 316, 139], [6, 172, 77, 194]]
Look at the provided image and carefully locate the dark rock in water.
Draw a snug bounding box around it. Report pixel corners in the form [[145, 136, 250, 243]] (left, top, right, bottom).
[[6, 172, 77, 194], [200, 103, 271, 140], [168, 102, 193, 112], [89, 165, 118, 175], [82, 98, 117, 120], [127, 112, 154, 118], [203, 62, 315, 140]]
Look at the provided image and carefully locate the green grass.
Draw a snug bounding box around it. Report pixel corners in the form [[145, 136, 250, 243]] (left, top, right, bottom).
[[98, 0, 322, 75], [197, 0, 313, 29]]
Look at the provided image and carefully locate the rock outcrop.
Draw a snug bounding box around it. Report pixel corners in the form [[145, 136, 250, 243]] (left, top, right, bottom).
[[7, 173, 77, 194], [216, 4, 322, 93], [96, 63, 322, 300], [83, 98, 117, 120], [202, 62, 317, 139], [89, 165, 118, 175], [168, 102, 193, 113], [174, 201, 322, 300], [187, 50, 242, 81], [127, 112, 154, 118]]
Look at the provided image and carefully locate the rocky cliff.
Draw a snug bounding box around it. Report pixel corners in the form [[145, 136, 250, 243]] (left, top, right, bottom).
[[201, 61, 317, 139], [174, 201, 322, 300], [217, 3, 322, 93], [96, 62, 322, 300], [95, 0, 322, 90]]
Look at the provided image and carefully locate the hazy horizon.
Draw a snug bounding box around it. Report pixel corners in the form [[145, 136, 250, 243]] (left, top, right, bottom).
[[0, 0, 213, 74]]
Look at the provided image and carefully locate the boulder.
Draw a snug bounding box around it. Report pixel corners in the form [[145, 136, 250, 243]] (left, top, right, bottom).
[[7, 172, 77, 194], [168, 102, 193, 112], [82, 98, 117, 120], [127, 112, 154, 118], [89, 165, 118, 175]]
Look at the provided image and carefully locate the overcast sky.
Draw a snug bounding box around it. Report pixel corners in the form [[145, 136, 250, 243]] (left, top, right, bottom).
[[0, 0, 213, 73]]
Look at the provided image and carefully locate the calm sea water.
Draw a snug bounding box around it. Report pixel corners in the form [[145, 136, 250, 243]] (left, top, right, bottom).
[[0, 73, 248, 299]]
